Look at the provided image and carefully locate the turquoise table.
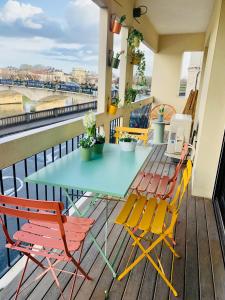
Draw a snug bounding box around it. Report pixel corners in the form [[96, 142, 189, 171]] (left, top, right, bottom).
[[25, 143, 151, 277]]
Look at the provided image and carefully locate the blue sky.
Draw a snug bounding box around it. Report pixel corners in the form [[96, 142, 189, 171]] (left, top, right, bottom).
[[0, 0, 100, 72]]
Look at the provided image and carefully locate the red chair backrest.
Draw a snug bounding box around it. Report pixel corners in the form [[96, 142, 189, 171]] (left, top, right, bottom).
[[0, 195, 70, 256], [163, 144, 189, 199]]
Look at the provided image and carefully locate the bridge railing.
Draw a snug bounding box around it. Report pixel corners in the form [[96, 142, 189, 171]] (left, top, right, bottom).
[[0, 101, 97, 128]]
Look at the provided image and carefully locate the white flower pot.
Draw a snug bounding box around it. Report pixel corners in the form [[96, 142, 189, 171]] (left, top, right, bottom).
[[119, 141, 137, 152]]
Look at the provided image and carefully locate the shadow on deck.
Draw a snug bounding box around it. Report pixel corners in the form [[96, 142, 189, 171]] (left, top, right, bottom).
[[1, 144, 225, 300]]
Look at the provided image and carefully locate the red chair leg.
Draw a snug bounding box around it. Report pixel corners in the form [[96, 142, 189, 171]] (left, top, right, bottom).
[[69, 241, 84, 300], [15, 256, 29, 300]]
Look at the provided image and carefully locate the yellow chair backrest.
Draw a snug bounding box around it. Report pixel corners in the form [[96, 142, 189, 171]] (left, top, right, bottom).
[[170, 160, 192, 211], [114, 126, 149, 145]]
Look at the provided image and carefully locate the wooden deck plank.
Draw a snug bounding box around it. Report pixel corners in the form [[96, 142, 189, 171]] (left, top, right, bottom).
[[169, 187, 187, 300], [205, 199, 225, 300], [185, 191, 199, 300], [196, 197, 215, 300], [90, 232, 130, 300]]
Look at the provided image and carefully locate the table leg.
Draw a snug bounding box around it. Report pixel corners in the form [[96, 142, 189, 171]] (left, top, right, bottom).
[[62, 188, 117, 278]]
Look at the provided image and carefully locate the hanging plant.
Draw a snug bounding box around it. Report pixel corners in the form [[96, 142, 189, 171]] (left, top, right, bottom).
[[125, 88, 138, 104], [131, 49, 144, 65], [111, 15, 126, 34], [110, 50, 125, 69], [135, 51, 146, 86], [108, 97, 121, 115], [127, 29, 144, 49]]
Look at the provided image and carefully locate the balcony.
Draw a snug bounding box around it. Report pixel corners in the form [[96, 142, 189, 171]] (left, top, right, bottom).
[[0, 144, 224, 299], [1, 0, 225, 299]]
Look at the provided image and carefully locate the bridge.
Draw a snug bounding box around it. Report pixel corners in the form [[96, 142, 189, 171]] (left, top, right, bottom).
[[0, 84, 96, 102]]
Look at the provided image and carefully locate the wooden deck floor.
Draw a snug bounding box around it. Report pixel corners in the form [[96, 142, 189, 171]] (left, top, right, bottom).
[[2, 145, 225, 300]]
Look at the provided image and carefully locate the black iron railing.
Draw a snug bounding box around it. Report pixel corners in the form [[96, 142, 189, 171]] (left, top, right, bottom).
[[0, 101, 97, 129], [0, 133, 85, 279], [110, 117, 122, 143]]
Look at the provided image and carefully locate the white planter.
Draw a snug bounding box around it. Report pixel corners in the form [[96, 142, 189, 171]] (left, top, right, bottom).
[[119, 141, 137, 152]]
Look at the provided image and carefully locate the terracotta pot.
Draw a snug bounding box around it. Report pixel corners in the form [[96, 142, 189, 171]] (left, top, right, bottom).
[[111, 57, 120, 69], [111, 19, 122, 34], [80, 148, 92, 161], [108, 105, 117, 115], [131, 56, 141, 65]]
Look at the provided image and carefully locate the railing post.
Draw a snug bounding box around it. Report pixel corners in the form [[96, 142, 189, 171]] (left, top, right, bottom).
[[119, 26, 134, 106], [97, 8, 113, 114]]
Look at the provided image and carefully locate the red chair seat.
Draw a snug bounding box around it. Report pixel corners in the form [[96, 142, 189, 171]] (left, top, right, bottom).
[[156, 176, 170, 196]]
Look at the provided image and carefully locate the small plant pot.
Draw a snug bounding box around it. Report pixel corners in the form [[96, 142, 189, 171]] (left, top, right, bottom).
[[108, 104, 117, 115], [131, 56, 141, 65], [111, 19, 122, 34], [119, 141, 137, 152], [111, 57, 120, 69], [133, 37, 140, 48], [158, 113, 164, 122], [80, 147, 92, 161], [93, 143, 104, 155]]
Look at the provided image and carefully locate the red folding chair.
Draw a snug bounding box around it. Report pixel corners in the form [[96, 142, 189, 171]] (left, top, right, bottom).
[[131, 143, 189, 199], [0, 195, 94, 300]]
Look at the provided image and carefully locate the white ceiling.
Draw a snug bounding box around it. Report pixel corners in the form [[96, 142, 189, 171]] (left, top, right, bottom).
[[136, 0, 215, 34]]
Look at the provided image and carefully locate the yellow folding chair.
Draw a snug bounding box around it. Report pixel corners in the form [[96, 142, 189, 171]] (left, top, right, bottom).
[[114, 126, 149, 145], [115, 160, 192, 297]]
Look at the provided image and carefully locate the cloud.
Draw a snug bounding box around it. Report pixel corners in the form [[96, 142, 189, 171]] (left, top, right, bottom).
[[0, 0, 43, 29], [0, 0, 100, 72]]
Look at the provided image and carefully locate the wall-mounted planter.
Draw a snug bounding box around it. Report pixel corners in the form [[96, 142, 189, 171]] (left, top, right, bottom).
[[108, 104, 118, 115], [131, 56, 141, 65], [111, 57, 120, 69], [111, 19, 122, 34]]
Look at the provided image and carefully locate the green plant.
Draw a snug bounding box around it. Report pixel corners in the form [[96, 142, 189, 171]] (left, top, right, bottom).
[[119, 15, 126, 24], [79, 136, 95, 148], [115, 50, 125, 59], [125, 88, 138, 104], [96, 134, 105, 144], [111, 97, 121, 107], [136, 54, 146, 85], [119, 136, 137, 142], [83, 111, 96, 137], [158, 105, 165, 114], [128, 29, 144, 49]]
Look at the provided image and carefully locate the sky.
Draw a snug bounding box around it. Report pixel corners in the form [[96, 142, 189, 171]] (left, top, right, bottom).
[[0, 0, 100, 72]]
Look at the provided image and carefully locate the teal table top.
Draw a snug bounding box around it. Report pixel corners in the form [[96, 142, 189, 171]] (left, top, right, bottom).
[[25, 144, 152, 198]]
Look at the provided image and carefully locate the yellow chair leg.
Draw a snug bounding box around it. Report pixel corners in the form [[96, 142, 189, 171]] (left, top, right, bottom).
[[163, 237, 180, 258], [118, 227, 178, 297]]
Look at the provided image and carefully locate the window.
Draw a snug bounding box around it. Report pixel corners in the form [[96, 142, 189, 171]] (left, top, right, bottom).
[[179, 51, 203, 97]]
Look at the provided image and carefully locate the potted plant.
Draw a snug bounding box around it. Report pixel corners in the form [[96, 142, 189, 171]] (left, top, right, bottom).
[[158, 105, 165, 122], [131, 49, 144, 65], [108, 97, 120, 115], [110, 50, 125, 69], [125, 88, 138, 104], [83, 110, 96, 138], [135, 52, 146, 86], [119, 134, 137, 152], [128, 29, 144, 49], [111, 15, 126, 34], [79, 136, 95, 161], [93, 133, 105, 154]]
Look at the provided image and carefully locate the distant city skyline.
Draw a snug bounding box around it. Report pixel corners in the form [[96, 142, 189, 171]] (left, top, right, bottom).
[[0, 0, 100, 72]]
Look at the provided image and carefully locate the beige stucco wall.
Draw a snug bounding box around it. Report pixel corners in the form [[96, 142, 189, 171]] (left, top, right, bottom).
[[192, 0, 225, 198], [151, 33, 205, 113]]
